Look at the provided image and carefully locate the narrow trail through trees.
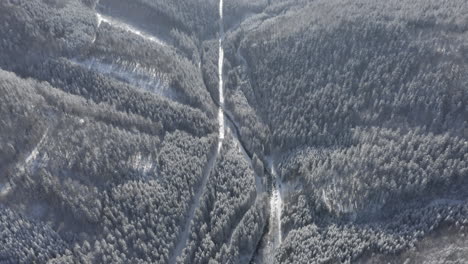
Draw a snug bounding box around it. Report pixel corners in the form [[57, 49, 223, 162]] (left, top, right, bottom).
[[3, 127, 51, 201], [94, 12, 167, 46], [170, 0, 227, 262], [169, 144, 220, 264], [19, 127, 49, 174]]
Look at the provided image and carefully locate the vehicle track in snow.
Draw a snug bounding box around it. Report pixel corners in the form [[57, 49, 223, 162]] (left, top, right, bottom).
[[19, 127, 50, 174]]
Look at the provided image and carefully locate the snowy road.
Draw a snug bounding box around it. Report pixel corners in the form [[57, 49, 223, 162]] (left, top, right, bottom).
[[170, 0, 226, 262], [70, 58, 176, 100], [170, 144, 220, 264], [270, 160, 283, 245], [217, 0, 225, 152], [94, 12, 167, 46], [19, 128, 49, 174], [250, 155, 284, 263]]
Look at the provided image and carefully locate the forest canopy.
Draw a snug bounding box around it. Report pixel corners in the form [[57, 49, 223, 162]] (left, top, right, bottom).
[[0, 0, 467, 263]]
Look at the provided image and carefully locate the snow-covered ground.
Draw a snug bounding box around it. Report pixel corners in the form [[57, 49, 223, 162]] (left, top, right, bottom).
[[225, 116, 264, 195], [70, 58, 178, 100], [252, 155, 284, 263], [0, 183, 12, 199], [271, 165, 283, 244], [170, 144, 220, 264], [130, 153, 154, 178], [97, 12, 103, 28], [217, 0, 225, 152], [94, 12, 167, 46], [18, 128, 49, 174], [267, 156, 283, 246], [170, 0, 227, 262]]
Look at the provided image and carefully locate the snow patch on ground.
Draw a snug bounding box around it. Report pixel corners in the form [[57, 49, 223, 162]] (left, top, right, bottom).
[[95, 12, 167, 46], [253, 155, 284, 263], [24, 130, 48, 165], [268, 158, 283, 245], [0, 183, 12, 199], [30, 202, 48, 219], [18, 128, 49, 174], [217, 0, 225, 152], [130, 153, 154, 177]]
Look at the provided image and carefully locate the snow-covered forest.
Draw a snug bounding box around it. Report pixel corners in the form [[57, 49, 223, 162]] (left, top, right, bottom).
[[0, 0, 467, 263]]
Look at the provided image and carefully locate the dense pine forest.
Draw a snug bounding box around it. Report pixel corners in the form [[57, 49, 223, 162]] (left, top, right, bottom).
[[0, 0, 467, 263]]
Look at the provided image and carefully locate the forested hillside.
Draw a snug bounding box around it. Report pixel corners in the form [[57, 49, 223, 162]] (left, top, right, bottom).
[[222, 0, 468, 262], [0, 0, 467, 263]]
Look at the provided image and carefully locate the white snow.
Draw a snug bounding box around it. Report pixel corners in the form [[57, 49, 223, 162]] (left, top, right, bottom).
[[253, 156, 284, 263], [19, 128, 49, 173], [70, 58, 177, 100], [95, 12, 167, 46], [97, 13, 103, 28], [91, 13, 104, 43], [4, 128, 50, 200], [217, 0, 225, 152], [429, 198, 465, 207], [170, 145, 220, 263], [25, 130, 47, 164], [131, 153, 154, 176], [169, 1, 226, 262], [226, 119, 264, 195], [0, 183, 12, 198], [268, 158, 283, 245]]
